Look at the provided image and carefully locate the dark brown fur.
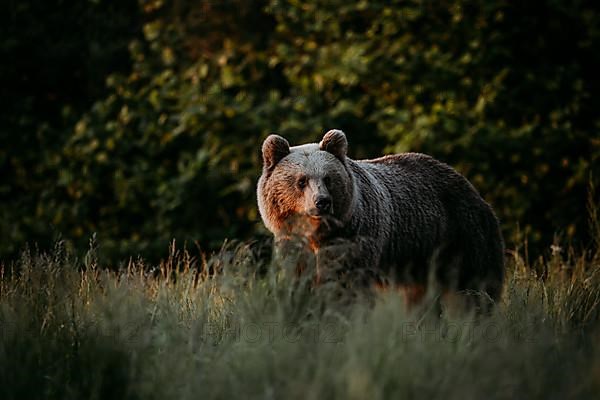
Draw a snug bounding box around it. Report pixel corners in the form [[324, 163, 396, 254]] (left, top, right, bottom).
[[257, 130, 505, 304]]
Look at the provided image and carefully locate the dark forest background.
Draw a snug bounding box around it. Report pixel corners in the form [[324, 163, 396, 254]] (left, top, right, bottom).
[[1, 0, 599, 262]]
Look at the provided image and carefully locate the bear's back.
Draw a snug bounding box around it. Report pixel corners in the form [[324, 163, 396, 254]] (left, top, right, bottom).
[[358, 152, 485, 210]]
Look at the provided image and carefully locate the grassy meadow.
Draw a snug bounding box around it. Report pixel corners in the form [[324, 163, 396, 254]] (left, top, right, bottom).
[[2, 2, 599, 399], [1, 235, 599, 400]]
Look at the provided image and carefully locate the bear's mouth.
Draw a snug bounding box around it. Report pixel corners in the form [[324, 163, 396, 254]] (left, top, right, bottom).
[[305, 213, 342, 238], [307, 202, 334, 216], [307, 209, 330, 219]]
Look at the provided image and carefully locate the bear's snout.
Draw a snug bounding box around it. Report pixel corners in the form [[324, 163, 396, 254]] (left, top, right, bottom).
[[315, 195, 332, 214]]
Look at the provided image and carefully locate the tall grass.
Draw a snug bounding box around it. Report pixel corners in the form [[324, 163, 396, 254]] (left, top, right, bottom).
[[0, 236, 599, 400]]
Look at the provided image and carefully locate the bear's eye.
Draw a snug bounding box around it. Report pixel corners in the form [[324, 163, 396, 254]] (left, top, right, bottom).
[[297, 176, 308, 190], [323, 176, 331, 186]]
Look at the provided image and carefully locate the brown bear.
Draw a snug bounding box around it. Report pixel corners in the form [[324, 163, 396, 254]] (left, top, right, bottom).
[[257, 129, 504, 306]]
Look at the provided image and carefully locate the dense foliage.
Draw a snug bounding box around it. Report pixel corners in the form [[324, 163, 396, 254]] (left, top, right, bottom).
[[2, 0, 599, 261], [1, 0, 142, 257]]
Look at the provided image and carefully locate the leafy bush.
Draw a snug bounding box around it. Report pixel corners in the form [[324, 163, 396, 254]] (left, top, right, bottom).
[[0, 0, 141, 257], [2, 0, 599, 260]]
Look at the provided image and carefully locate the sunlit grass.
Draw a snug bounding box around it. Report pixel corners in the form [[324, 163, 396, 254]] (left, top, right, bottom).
[[0, 237, 599, 399]]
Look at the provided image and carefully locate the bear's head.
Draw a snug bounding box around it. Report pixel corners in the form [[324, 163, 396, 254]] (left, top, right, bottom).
[[257, 130, 355, 244]]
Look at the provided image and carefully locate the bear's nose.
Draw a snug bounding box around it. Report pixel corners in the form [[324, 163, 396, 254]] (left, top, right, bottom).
[[315, 196, 332, 213]]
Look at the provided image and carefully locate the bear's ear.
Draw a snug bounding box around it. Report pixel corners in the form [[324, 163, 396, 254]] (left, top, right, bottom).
[[319, 129, 348, 160], [262, 134, 290, 170]]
